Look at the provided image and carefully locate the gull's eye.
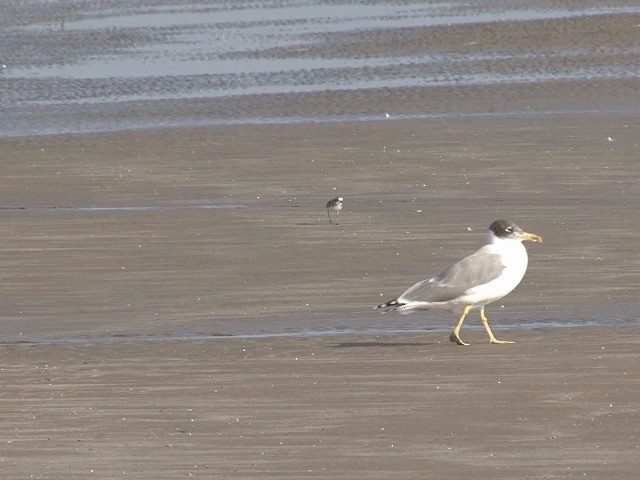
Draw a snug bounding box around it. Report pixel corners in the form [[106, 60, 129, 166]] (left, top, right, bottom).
[[505, 226, 513, 233]]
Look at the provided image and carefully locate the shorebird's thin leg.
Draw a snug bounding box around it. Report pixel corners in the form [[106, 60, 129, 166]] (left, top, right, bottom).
[[327, 210, 333, 224], [335, 210, 340, 225], [450, 305, 473, 346], [480, 307, 514, 344]]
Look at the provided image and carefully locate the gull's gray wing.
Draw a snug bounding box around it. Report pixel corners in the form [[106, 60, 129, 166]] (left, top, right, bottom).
[[398, 246, 506, 304]]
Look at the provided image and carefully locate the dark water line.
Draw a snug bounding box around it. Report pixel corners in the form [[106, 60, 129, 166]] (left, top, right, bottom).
[[0, 204, 246, 213], [2, 106, 638, 140], [0, 319, 615, 347]]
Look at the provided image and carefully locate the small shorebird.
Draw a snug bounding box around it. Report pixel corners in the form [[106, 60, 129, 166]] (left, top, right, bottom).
[[326, 196, 344, 224], [376, 220, 542, 345]]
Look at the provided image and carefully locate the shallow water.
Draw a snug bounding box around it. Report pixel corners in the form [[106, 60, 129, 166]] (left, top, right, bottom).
[[2, 0, 639, 136]]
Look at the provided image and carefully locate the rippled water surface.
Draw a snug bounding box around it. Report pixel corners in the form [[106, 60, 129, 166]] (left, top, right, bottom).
[[2, 0, 640, 136]]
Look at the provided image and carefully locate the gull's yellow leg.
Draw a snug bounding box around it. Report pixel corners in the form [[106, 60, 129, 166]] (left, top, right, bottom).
[[480, 307, 514, 344], [450, 305, 473, 346]]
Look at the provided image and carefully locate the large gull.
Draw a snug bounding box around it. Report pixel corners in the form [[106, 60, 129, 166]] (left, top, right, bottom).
[[376, 220, 542, 345]]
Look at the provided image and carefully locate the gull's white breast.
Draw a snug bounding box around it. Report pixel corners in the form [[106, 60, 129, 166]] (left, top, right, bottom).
[[457, 240, 529, 309]]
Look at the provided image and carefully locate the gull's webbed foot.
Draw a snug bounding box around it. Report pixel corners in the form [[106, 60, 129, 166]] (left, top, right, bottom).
[[490, 338, 515, 345], [450, 332, 470, 346]]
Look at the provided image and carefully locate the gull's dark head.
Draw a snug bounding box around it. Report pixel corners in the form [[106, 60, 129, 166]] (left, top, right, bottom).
[[489, 220, 542, 243]]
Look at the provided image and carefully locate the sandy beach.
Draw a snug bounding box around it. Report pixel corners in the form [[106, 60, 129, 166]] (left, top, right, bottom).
[[1, 116, 639, 339], [2, 115, 639, 479], [2, 328, 639, 479], [2, 1, 640, 478]]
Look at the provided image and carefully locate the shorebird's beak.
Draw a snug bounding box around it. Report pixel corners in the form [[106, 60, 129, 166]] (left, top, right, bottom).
[[520, 231, 543, 243]]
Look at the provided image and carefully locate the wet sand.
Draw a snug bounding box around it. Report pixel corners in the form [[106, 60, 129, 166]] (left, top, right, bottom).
[[2, 1, 640, 477], [1, 115, 640, 478], [1, 115, 639, 340], [1, 328, 639, 479]]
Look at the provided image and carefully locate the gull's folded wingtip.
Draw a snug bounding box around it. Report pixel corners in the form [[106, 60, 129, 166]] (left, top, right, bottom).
[[376, 299, 401, 312]]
